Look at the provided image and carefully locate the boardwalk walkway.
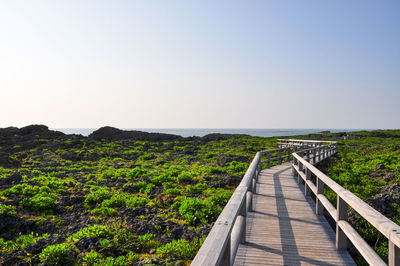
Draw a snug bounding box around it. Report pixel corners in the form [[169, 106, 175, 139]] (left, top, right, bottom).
[[234, 163, 355, 265]]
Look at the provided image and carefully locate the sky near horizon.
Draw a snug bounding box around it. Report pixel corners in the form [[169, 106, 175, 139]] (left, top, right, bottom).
[[0, 1, 399, 129]]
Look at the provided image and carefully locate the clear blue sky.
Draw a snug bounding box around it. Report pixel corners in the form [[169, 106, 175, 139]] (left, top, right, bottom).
[[0, 0, 399, 129]]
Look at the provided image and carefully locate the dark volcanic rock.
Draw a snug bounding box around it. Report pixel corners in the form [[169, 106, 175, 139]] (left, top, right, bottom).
[[375, 163, 386, 170], [206, 175, 242, 188], [75, 237, 99, 252], [24, 235, 65, 255], [0, 172, 22, 188], [202, 133, 249, 141], [365, 193, 399, 219], [0, 125, 66, 168], [381, 183, 400, 196], [0, 214, 36, 240], [88, 126, 183, 141], [218, 154, 249, 166]]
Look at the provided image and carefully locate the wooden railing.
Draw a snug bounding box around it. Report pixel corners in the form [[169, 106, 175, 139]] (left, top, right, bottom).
[[192, 140, 333, 266], [293, 147, 400, 266], [277, 138, 334, 148], [193, 139, 400, 265]]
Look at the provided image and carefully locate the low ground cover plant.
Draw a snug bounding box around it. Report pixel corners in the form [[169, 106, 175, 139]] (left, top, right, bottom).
[[0, 126, 276, 264]]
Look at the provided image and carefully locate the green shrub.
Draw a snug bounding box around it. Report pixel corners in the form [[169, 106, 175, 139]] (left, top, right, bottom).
[[177, 172, 193, 184], [1, 184, 39, 197], [72, 225, 113, 242], [39, 243, 76, 264], [101, 194, 126, 208], [91, 206, 118, 217], [207, 189, 233, 206], [151, 174, 175, 186], [186, 183, 209, 194], [0, 203, 17, 216], [138, 154, 154, 161], [126, 197, 149, 208], [127, 167, 149, 178], [96, 256, 126, 266], [164, 188, 181, 195], [124, 180, 147, 193], [82, 250, 101, 265], [165, 165, 184, 177], [227, 161, 248, 174], [137, 233, 160, 251], [126, 252, 140, 264], [0, 234, 40, 252], [178, 198, 211, 225], [85, 187, 112, 204], [21, 187, 57, 214], [157, 237, 205, 260]]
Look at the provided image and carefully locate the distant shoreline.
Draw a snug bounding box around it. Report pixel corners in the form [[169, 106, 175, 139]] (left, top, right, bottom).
[[52, 128, 365, 138]]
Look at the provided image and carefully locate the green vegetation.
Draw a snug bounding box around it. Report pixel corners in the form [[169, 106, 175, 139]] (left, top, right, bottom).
[[39, 243, 76, 264], [0, 128, 276, 265]]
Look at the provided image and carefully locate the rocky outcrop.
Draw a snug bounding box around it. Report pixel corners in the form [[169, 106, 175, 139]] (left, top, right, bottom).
[[202, 133, 249, 141], [88, 126, 183, 141], [0, 125, 66, 167]]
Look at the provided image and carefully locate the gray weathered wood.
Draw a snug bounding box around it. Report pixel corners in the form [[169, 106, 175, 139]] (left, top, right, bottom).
[[316, 177, 324, 215], [390, 235, 400, 266], [336, 196, 348, 250], [338, 221, 386, 266], [233, 163, 355, 265]]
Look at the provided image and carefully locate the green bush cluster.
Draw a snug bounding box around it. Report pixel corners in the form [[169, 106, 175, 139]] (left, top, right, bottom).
[[21, 186, 57, 214], [72, 225, 113, 242], [39, 243, 76, 264], [0, 203, 17, 216], [157, 237, 205, 259]]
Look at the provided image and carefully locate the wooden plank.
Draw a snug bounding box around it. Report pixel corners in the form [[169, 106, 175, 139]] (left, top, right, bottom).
[[233, 163, 355, 266]]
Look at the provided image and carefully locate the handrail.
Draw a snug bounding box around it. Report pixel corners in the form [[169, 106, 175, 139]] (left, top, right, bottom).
[[192, 140, 329, 266], [193, 139, 400, 266], [293, 146, 400, 266], [191, 152, 260, 265]]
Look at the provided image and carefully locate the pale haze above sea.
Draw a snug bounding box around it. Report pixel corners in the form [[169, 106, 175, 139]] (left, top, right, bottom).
[[53, 128, 363, 138]]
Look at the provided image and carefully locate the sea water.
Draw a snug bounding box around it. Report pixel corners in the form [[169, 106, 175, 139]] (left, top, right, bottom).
[[53, 128, 362, 138]]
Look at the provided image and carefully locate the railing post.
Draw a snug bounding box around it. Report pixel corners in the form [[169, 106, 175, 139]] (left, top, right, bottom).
[[287, 147, 290, 162], [266, 152, 270, 168], [239, 197, 247, 244], [298, 161, 303, 184], [220, 236, 231, 266], [389, 236, 400, 266], [336, 196, 348, 250], [278, 149, 282, 164], [313, 148, 317, 164], [316, 177, 324, 215], [292, 157, 297, 176], [248, 182, 253, 212], [306, 149, 310, 162], [319, 147, 322, 161], [305, 168, 311, 196], [252, 169, 257, 196]]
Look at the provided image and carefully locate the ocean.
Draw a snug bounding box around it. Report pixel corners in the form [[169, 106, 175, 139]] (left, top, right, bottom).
[[52, 128, 362, 138]]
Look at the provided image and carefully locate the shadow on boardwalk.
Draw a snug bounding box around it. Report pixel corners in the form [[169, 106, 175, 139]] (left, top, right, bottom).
[[234, 164, 355, 266]]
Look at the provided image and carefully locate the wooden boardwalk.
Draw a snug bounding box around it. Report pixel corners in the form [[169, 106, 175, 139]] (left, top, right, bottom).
[[234, 163, 355, 266]]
